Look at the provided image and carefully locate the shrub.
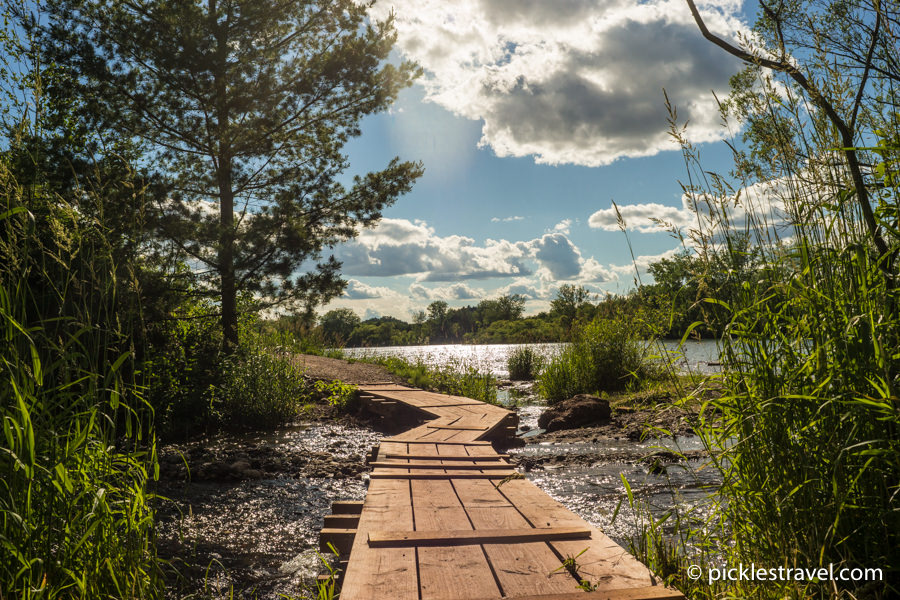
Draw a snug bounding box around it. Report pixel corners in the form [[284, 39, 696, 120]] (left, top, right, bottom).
[[210, 340, 313, 430], [538, 317, 661, 403], [507, 346, 545, 380]]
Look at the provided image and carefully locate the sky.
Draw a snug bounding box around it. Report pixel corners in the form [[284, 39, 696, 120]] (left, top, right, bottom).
[[322, 0, 755, 320]]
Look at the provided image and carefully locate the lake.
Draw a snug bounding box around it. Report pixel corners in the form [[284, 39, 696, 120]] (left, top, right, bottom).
[[344, 339, 721, 378]]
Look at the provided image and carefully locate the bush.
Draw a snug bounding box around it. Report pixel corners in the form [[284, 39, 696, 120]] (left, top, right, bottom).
[[507, 346, 544, 380], [211, 339, 314, 430], [538, 317, 661, 403]]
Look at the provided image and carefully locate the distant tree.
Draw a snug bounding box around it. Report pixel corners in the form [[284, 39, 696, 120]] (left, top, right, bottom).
[[319, 308, 361, 344], [41, 0, 424, 351], [477, 294, 526, 326], [427, 300, 449, 340], [550, 284, 592, 329]]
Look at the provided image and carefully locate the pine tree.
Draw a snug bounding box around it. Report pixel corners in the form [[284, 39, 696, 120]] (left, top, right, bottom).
[[43, 0, 423, 350]]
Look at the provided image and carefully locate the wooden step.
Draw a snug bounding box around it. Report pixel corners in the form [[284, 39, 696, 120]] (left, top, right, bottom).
[[367, 526, 591, 548], [370, 462, 511, 470], [468, 587, 684, 600], [384, 453, 509, 460], [369, 471, 518, 480], [324, 514, 360, 528], [319, 528, 356, 556], [330, 500, 364, 514]]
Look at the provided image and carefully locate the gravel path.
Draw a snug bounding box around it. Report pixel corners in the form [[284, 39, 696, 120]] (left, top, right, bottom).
[[294, 353, 406, 385]]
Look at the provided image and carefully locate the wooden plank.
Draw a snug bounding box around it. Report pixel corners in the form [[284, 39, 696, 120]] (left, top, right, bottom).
[[370, 472, 518, 480], [319, 528, 356, 556], [417, 402, 486, 408], [384, 453, 509, 460], [452, 477, 585, 597], [465, 587, 684, 600], [411, 478, 501, 600], [426, 424, 490, 431], [368, 527, 591, 547], [389, 439, 491, 446], [323, 514, 359, 528], [495, 478, 658, 591], [371, 462, 512, 470], [338, 479, 418, 600], [331, 500, 364, 514]]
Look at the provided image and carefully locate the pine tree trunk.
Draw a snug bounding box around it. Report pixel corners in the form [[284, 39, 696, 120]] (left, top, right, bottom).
[[212, 0, 238, 353]]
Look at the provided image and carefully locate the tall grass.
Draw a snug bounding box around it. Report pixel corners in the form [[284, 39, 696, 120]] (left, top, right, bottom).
[[628, 85, 900, 597], [506, 346, 544, 380], [538, 317, 664, 403], [0, 163, 159, 597], [362, 354, 498, 404]]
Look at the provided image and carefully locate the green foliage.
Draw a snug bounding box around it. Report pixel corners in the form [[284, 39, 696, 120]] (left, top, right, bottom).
[[506, 346, 545, 380], [538, 317, 663, 403], [0, 161, 159, 598], [629, 3, 900, 595], [320, 308, 362, 345], [364, 355, 498, 405], [210, 338, 314, 430], [314, 379, 358, 410], [40, 0, 424, 348]]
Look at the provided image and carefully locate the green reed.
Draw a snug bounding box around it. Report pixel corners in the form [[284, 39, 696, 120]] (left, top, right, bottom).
[[627, 84, 900, 598], [0, 163, 159, 598]]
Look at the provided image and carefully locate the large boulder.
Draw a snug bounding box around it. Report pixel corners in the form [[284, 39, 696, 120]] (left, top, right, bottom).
[[538, 394, 612, 433]]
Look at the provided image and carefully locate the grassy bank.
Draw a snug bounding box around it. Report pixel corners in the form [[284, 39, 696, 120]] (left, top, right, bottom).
[[355, 354, 498, 405]]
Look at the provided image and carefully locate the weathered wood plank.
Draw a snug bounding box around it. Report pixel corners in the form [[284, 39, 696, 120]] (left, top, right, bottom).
[[371, 462, 512, 470], [411, 478, 501, 600], [370, 471, 518, 480], [465, 586, 684, 600], [368, 526, 591, 547], [338, 479, 418, 600], [496, 478, 658, 591], [384, 453, 509, 460], [331, 500, 364, 514], [452, 477, 585, 597]]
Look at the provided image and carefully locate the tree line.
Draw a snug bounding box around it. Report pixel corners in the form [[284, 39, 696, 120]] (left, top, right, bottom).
[[305, 239, 768, 348]]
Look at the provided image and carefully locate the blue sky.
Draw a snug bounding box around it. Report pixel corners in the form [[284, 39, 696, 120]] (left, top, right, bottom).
[[323, 0, 754, 319]]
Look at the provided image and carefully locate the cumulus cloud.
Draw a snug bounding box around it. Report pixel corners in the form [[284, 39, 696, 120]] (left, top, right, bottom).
[[343, 279, 399, 299], [339, 218, 532, 281], [368, 0, 746, 166], [491, 215, 525, 222], [589, 197, 696, 233], [590, 177, 792, 235], [530, 232, 583, 280], [410, 282, 486, 300], [336, 217, 616, 285]]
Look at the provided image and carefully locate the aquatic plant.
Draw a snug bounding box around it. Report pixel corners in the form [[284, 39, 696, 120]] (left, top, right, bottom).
[[506, 346, 545, 380]]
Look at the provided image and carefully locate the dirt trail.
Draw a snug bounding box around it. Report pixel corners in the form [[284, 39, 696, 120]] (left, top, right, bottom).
[[293, 353, 406, 385]]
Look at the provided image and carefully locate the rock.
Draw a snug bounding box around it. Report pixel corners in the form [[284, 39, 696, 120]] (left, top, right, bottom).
[[242, 469, 264, 480], [538, 395, 612, 433], [229, 460, 252, 476]]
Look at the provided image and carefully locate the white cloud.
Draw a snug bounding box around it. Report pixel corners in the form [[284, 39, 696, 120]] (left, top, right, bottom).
[[491, 215, 525, 222], [589, 197, 695, 233], [409, 282, 485, 300], [368, 0, 746, 166], [343, 279, 400, 300], [337, 218, 616, 285], [590, 177, 792, 235]]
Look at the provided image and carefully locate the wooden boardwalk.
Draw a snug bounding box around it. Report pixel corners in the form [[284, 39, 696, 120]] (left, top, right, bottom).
[[320, 383, 684, 600]]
